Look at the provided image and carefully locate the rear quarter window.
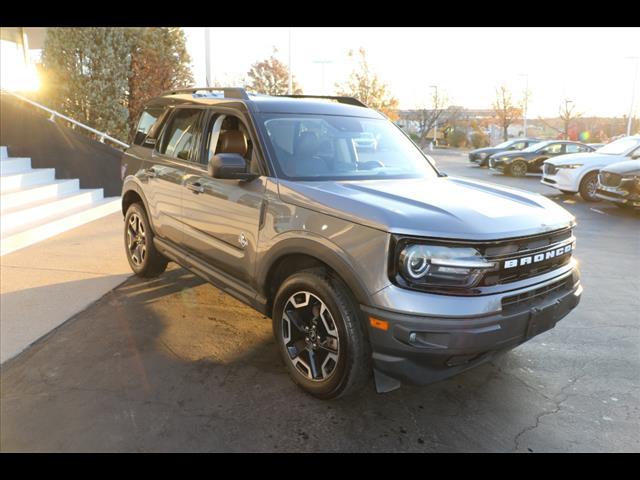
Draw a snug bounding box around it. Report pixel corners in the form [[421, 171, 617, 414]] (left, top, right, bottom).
[[132, 107, 165, 146]]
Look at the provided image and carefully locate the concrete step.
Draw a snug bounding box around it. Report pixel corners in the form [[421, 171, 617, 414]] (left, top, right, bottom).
[[0, 179, 80, 213], [1, 189, 105, 234], [0, 197, 122, 256], [0, 169, 56, 193], [0, 157, 31, 175]]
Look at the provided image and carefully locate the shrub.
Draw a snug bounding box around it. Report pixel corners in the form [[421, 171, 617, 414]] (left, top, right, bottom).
[[447, 129, 467, 148], [471, 132, 490, 149]]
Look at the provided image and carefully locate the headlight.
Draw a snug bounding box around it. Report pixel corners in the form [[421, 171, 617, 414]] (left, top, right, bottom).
[[398, 243, 497, 289], [622, 175, 640, 189], [556, 164, 583, 169]]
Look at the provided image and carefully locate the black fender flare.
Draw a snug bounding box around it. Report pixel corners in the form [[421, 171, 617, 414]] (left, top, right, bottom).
[[121, 177, 157, 233], [256, 234, 372, 307]]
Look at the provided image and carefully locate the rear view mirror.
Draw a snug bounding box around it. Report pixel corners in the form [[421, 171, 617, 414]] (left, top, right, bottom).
[[208, 153, 258, 180]]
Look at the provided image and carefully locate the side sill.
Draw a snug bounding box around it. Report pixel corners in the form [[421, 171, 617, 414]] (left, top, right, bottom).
[[154, 237, 268, 316]]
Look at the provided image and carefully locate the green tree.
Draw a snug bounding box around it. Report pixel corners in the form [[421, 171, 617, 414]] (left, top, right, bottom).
[[336, 48, 399, 121], [246, 49, 302, 96], [127, 27, 193, 136], [41, 28, 131, 140]]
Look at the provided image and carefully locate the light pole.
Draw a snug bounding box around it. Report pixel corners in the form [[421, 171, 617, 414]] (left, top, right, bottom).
[[430, 85, 438, 149], [287, 27, 293, 95], [563, 99, 574, 140], [519, 73, 529, 137], [204, 27, 211, 87], [313, 59, 333, 95], [626, 56, 639, 136]]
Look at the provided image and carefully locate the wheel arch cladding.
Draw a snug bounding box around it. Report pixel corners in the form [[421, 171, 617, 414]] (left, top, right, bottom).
[[260, 238, 372, 315]]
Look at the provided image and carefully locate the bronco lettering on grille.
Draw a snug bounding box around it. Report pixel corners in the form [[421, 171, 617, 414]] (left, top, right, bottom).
[[504, 244, 573, 269]]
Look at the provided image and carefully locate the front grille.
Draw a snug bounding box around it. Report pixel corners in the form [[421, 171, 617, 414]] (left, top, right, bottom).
[[501, 276, 573, 312], [479, 228, 574, 286], [599, 172, 622, 187], [544, 163, 558, 175]]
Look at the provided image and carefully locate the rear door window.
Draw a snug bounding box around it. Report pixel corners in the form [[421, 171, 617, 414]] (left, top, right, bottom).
[[565, 144, 583, 154]]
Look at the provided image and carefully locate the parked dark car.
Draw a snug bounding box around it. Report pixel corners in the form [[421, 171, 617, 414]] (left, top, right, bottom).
[[489, 140, 596, 176], [595, 159, 640, 209], [469, 138, 540, 167]]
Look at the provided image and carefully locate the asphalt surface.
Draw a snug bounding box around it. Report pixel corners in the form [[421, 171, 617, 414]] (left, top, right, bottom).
[[1, 150, 639, 452]]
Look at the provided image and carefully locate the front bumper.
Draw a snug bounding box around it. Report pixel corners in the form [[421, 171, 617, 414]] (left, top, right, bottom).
[[541, 170, 579, 192], [469, 154, 488, 165], [595, 184, 640, 208], [361, 267, 581, 386], [488, 158, 507, 172]]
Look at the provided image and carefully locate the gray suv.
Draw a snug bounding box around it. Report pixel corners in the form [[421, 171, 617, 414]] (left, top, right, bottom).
[[121, 88, 582, 399]]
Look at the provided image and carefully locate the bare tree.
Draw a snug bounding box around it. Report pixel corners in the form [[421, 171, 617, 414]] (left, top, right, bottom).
[[492, 85, 522, 141], [559, 99, 581, 139], [336, 48, 399, 121], [415, 88, 448, 145]]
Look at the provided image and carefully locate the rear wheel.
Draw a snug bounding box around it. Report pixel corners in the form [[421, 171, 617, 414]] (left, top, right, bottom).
[[579, 171, 600, 202], [124, 203, 168, 277], [509, 160, 528, 177], [272, 269, 371, 399]]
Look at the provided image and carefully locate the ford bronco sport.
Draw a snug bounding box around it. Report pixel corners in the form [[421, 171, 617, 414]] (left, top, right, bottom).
[[121, 87, 582, 399]]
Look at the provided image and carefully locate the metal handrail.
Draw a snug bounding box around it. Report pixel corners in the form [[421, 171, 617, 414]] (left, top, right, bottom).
[[1, 89, 130, 149]]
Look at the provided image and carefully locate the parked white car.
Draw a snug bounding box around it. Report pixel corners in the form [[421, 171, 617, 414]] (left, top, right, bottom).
[[540, 135, 640, 201]]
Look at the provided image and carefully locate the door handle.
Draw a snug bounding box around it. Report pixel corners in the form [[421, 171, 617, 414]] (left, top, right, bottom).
[[186, 182, 204, 194]]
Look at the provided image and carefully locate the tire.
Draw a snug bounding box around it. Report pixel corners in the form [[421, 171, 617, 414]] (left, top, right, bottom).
[[124, 203, 169, 277], [508, 160, 528, 177], [579, 171, 601, 202], [272, 269, 371, 399]]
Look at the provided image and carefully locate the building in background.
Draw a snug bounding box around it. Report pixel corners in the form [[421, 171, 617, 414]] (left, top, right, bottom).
[[0, 27, 46, 92]]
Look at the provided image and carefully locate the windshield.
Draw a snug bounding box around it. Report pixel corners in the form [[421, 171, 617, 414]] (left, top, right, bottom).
[[597, 137, 640, 155], [495, 140, 516, 149], [522, 141, 550, 153], [258, 114, 439, 180]]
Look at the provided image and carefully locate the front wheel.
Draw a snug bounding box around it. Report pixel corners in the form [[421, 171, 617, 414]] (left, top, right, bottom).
[[579, 171, 601, 202], [124, 203, 169, 277], [508, 160, 528, 177], [272, 269, 371, 399]]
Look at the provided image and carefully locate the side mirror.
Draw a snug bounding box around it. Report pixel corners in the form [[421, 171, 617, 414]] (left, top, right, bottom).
[[143, 137, 157, 149], [208, 153, 258, 180]]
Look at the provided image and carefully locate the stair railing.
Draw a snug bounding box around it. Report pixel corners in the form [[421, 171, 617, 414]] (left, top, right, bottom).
[[1, 89, 130, 149]]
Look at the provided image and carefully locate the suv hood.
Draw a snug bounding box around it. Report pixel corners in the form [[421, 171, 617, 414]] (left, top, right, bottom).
[[600, 159, 640, 175], [546, 152, 621, 166], [277, 176, 574, 240]]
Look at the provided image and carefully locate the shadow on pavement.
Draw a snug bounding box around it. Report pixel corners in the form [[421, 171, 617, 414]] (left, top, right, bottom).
[[0, 265, 599, 452]]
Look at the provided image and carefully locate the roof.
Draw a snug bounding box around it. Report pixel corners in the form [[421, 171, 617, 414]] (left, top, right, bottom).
[[146, 88, 384, 119]]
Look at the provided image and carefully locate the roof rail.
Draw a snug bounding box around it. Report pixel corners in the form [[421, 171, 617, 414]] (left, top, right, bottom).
[[276, 95, 368, 108], [161, 87, 250, 100]]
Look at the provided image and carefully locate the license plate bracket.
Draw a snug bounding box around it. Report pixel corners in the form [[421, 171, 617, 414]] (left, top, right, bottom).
[[526, 301, 562, 339]]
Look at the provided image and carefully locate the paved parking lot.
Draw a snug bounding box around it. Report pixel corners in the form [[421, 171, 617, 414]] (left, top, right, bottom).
[[1, 150, 639, 452]]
